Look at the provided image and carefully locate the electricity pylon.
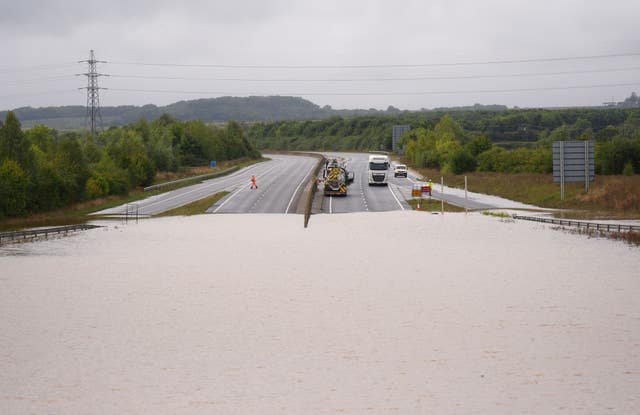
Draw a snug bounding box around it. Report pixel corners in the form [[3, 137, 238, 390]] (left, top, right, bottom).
[[78, 50, 107, 138]]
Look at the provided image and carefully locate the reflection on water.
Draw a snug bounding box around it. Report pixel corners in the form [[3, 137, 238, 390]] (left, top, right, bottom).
[[0, 220, 130, 257]]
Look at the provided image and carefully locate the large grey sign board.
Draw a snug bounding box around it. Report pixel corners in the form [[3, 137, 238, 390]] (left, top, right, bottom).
[[553, 141, 595, 182], [392, 125, 410, 153], [553, 140, 595, 198]]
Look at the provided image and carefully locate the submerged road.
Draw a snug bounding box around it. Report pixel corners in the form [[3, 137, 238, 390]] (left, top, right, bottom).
[[92, 154, 319, 216]]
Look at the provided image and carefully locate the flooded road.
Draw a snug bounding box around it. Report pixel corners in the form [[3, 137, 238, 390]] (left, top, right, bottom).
[[1, 213, 639, 414]]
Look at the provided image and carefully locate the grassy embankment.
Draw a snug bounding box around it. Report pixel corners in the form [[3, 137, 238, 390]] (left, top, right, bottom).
[[155, 192, 229, 217], [405, 198, 465, 213], [406, 166, 640, 219], [0, 157, 265, 231]]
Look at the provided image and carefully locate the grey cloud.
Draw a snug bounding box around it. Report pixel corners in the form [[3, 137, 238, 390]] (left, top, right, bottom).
[[1, 0, 639, 110]]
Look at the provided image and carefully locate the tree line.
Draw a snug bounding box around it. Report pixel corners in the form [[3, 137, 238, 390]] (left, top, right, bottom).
[[247, 107, 640, 175], [0, 113, 260, 218]]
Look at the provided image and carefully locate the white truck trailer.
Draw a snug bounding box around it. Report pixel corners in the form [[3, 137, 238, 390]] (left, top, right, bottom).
[[367, 154, 390, 185]]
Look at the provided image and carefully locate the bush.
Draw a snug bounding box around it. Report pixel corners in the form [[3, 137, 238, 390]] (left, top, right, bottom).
[[597, 138, 640, 174], [446, 148, 476, 174], [623, 162, 635, 176], [85, 174, 110, 199], [477, 147, 551, 173], [0, 159, 30, 217]]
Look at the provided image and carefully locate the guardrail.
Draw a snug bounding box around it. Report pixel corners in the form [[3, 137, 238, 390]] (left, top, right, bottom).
[[0, 224, 102, 245], [143, 165, 242, 192], [512, 214, 640, 232]]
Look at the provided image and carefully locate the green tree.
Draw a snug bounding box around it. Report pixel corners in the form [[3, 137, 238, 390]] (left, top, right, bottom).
[[90, 153, 130, 196], [446, 148, 476, 174], [597, 138, 640, 174], [26, 125, 55, 153], [466, 135, 493, 156], [0, 112, 33, 172], [55, 136, 89, 202], [106, 130, 156, 187], [595, 125, 619, 142], [434, 114, 465, 140], [0, 159, 30, 217]]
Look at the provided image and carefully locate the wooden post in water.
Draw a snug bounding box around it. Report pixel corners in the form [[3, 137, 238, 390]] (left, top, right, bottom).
[[441, 176, 444, 215], [464, 176, 468, 214]]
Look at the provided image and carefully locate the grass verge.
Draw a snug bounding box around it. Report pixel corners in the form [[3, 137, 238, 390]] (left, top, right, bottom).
[[482, 211, 512, 218], [406, 198, 465, 212], [408, 165, 640, 219], [155, 192, 229, 217]]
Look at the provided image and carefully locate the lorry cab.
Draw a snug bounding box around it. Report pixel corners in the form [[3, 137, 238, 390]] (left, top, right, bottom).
[[368, 154, 390, 185]]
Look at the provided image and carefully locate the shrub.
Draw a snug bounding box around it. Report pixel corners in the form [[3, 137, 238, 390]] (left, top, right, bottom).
[[623, 162, 635, 176], [0, 159, 30, 217], [446, 148, 476, 174]]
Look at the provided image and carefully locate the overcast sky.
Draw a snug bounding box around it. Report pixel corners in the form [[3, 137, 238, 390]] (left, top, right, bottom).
[[1, 0, 639, 111]]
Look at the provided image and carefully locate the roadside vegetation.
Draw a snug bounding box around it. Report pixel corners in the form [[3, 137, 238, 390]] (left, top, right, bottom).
[[482, 211, 512, 218], [406, 198, 465, 213], [0, 112, 261, 223], [0, 158, 257, 231], [156, 191, 229, 217], [412, 167, 640, 219], [557, 226, 640, 247]]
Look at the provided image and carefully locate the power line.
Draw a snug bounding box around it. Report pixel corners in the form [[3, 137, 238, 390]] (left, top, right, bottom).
[[107, 52, 640, 69], [2, 75, 78, 85], [0, 63, 78, 75], [108, 66, 640, 83], [3, 81, 635, 101], [0, 89, 79, 99], [107, 81, 640, 96]]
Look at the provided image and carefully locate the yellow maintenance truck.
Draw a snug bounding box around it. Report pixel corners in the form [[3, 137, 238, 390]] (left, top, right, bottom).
[[323, 159, 351, 196]]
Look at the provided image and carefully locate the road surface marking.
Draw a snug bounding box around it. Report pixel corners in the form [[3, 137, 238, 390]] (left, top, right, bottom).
[[388, 184, 405, 211], [212, 163, 281, 213], [212, 186, 245, 213], [130, 160, 275, 213], [285, 160, 314, 214]]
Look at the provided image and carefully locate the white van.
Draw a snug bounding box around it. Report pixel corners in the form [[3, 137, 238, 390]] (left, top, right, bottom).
[[393, 164, 408, 178], [368, 154, 390, 185]]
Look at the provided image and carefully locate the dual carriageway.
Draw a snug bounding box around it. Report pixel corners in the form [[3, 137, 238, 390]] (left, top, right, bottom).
[[93, 152, 498, 217]]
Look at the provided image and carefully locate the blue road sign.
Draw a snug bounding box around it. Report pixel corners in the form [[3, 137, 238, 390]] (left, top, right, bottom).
[[210, 161, 217, 168]]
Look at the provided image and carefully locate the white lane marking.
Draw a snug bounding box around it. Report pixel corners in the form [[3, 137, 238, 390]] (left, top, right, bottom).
[[212, 162, 281, 213], [359, 171, 368, 212], [388, 184, 405, 211], [213, 186, 245, 213], [285, 160, 314, 214], [329, 195, 333, 214], [136, 160, 278, 212]]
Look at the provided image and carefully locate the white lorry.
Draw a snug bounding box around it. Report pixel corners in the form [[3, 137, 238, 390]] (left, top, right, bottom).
[[367, 154, 390, 185]]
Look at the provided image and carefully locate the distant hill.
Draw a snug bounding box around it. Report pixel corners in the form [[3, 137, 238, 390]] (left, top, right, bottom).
[[0, 96, 358, 130], [0, 96, 508, 130]]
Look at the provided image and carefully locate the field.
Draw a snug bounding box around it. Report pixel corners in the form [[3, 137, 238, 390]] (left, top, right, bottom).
[[411, 167, 640, 219]]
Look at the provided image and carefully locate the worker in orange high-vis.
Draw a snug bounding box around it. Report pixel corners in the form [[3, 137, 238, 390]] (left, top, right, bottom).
[[250, 175, 258, 189]]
